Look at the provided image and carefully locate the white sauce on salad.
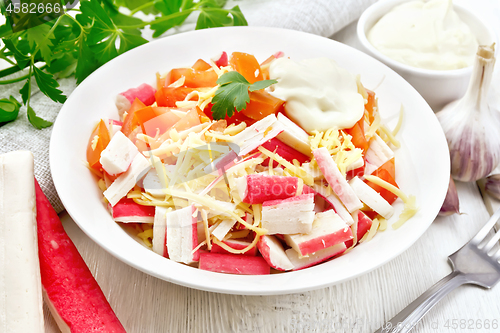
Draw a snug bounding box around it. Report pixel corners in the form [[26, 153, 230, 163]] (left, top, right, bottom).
[[368, 0, 478, 70], [268, 57, 364, 133]]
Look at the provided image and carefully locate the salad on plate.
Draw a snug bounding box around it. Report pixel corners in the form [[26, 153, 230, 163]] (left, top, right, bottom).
[[85, 51, 417, 275]]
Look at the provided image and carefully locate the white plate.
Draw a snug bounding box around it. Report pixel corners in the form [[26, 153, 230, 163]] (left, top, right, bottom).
[[50, 26, 450, 295]]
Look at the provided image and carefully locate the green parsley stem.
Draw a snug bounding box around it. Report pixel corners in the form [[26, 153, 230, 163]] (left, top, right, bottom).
[[0, 64, 27, 79], [129, 1, 155, 16], [118, 8, 197, 30], [0, 64, 47, 85]]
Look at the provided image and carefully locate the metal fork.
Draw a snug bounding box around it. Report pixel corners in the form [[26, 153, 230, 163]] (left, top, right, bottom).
[[374, 207, 500, 333]]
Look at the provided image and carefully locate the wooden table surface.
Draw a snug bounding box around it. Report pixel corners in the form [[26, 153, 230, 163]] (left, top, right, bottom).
[[43, 1, 500, 332], [45, 183, 500, 333]]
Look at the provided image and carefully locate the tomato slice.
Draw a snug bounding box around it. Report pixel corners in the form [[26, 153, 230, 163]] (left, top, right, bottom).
[[345, 118, 368, 153], [192, 59, 212, 71], [172, 108, 201, 131], [241, 90, 284, 120], [364, 158, 398, 204], [86, 119, 111, 171], [121, 98, 146, 138], [155, 87, 198, 107], [165, 68, 217, 88], [229, 52, 263, 83], [134, 106, 180, 137], [365, 89, 376, 124]]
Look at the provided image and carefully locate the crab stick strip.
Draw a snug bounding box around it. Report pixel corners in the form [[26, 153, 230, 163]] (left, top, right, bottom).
[[235, 174, 299, 204], [345, 211, 373, 248], [166, 204, 199, 264], [258, 235, 294, 271], [231, 114, 284, 156], [276, 112, 312, 156], [261, 193, 315, 234], [35, 180, 126, 333], [111, 197, 155, 223], [286, 243, 347, 271], [284, 210, 353, 256], [313, 147, 363, 213], [0, 151, 44, 333], [365, 134, 394, 172], [260, 137, 310, 167], [349, 177, 394, 219], [104, 152, 151, 206], [115, 83, 156, 117], [199, 252, 270, 275], [100, 131, 139, 176], [153, 206, 169, 257]]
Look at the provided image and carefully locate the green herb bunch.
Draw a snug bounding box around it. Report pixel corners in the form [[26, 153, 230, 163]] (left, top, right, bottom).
[[0, 0, 247, 129]]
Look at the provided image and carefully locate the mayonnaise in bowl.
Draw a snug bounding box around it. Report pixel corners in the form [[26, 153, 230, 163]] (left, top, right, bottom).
[[367, 0, 478, 70]]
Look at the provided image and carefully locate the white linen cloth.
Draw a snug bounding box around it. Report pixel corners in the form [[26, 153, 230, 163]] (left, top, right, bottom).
[[0, 0, 377, 213]]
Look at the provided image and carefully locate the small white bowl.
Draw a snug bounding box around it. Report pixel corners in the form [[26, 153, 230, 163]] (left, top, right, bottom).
[[357, 0, 495, 110]]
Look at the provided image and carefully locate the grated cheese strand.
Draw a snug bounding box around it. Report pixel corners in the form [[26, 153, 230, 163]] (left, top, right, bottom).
[[360, 218, 380, 243], [257, 146, 313, 185], [162, 188, 267, 234], [211, 232, 262, 254], [363, 175, 418, 229], [366, 110, 381, 139], [378, 125, 400, 148], [252, 204, 262, 227], [392, 105, 404, 137]]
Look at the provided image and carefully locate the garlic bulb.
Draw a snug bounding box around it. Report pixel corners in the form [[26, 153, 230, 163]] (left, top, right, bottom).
[[485, 174, 500, 201], [436, 44, 500, 182], [439, 176, 460, 216]]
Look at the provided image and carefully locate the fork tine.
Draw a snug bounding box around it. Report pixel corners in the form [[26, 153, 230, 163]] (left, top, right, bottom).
[[483, 228, 500, 254], [492, 248, 500, 261], [471, 207, 500, 245]]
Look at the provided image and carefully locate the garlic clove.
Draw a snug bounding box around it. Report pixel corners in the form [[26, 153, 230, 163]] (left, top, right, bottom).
[[436, 44, 500, 182], [439, 176, 460, 216], [485, 174, 500, 201]]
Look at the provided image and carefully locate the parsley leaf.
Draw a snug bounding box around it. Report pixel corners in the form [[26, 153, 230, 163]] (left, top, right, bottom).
[[0, 0, 249, 129], [196, 5, 247, 29], [0, 96, 22, 124], [211, 71, 277, 119], [26, 24, 54, 63], [27, 105, 52, 129], [33, 66, 67, 104], [20, 80, 30, 105]]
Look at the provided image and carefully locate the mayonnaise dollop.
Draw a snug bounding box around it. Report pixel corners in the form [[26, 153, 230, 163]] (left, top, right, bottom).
[[268, 57, 364, 133], [368, 0, 478, 70]]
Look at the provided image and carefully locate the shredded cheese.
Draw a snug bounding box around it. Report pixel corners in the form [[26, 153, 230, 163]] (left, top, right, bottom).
[[168, 76, 185, 88], [160, 188, 267, 234], [258, 146, 313, 185], [91, 135, 99, 151], [223, 122, 246, 135], [359, 217, 380, 243], [363, 175, 418, 229], [366, 110, 381, 139], [392, 105, 404, 137], [252, 204, 262, 227], [211, 232, 261, 254], [378, 125, 400, 148]]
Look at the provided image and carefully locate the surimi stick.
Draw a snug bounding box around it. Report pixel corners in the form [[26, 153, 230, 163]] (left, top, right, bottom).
[[35, 180, 126, 333], [0, 151, 44, 333]]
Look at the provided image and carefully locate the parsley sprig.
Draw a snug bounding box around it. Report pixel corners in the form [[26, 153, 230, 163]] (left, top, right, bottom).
[[0, 0, 247, 129], [211, 71, 277, 120]]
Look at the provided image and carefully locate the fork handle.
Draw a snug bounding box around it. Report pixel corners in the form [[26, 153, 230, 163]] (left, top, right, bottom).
[[374, 270, 469, 333]]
